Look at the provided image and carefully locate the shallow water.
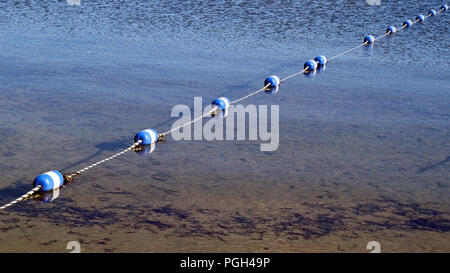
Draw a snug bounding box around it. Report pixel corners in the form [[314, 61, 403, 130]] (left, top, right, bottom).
[[0, 1, 449, 252]]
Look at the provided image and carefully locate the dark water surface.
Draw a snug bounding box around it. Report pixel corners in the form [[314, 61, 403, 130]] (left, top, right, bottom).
[[0, 1, 449, 252]]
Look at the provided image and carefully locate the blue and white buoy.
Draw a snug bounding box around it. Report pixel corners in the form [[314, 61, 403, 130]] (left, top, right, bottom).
[[33, 170, 64, 192], [264, 75, 280, 94], [403, 20, 413, 28], [264, 75, 280, 88], [364, 35, 375, 44], [441, 5, 448, 11], [416, 14, 425, 22], [304, 60, 317, 71], [314, 55, 327, 66], [135, 129, 158, 145], [386, 26, 397, 34], [211, 97, 231, 111], [428, 9, 437, 16]]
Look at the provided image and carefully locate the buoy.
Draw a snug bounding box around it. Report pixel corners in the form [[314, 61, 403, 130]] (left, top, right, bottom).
[[134, 129, 158, 145], [304, 60, 317, 71], [441, 5, 448, 11], [314, 55, 327, 66], [386, 26, 397, 34], [211, 97, 231, 111], [428, 9, 437, 16], [264, 76, 280, 88], [403, 20, 413, 28], [33, 171, 64, 192], [264, 75, 280, 94], [364, 35, 375, 44], [416, 14, 425, 22]]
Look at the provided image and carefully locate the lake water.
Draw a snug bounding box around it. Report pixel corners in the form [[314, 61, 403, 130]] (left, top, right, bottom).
[[0, 0, 449, 252]]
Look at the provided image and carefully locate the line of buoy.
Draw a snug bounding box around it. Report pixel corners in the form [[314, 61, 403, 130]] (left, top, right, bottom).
[[0, 5, 448, 210]]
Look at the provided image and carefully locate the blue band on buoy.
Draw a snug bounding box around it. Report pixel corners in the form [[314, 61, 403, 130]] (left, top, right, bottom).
[[441, 5, 448, 11], [416, 15, 425, 22], [428, 9, 437, 16], [135, 129, 158, 145], [211, 97, 231, 111], [33, 170, 64, 192], [314, 55, 327, 66], [264, 76, 280, 94], [386, 26, 397, 34], [364, 35, 375, 44], [264, 75, 280, 88], [304, 60, 317, 71], [403, 20, 413, 28]]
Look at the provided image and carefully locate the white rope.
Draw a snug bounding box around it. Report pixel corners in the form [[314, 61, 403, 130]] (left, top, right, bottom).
[[0, 141, 143, 210], [0, 186, 42, 210], [230, 85, 270, 105], [66, 140, 143, 179], [374, 32, 389, 41], [280, 68, 308, 83], [328, 42, 368, 62], [328, 12, 429, 63]]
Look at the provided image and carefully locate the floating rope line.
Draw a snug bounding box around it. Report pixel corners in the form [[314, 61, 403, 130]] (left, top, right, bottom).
[[230, 84, 270, 104], [0, 186, 42, 210], [0, 5, 448, 210], [65, 140, 143, 180]]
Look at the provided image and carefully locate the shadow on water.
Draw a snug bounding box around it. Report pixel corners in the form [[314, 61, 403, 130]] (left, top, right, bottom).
[[418, 155, 450, 173], [59, 139, 127, 173], [0, 180, 30, 200]]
